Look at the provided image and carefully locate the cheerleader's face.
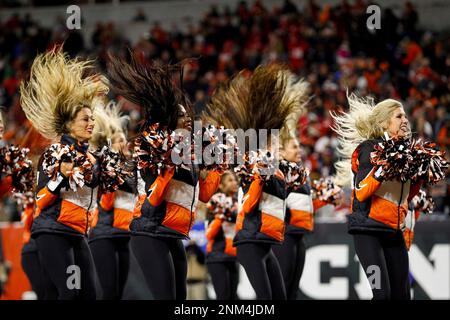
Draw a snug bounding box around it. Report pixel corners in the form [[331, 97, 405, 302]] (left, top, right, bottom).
[[68, 107, 95, 142], [176, 105, 192, 131], [0, 121, 4, 140], [387, 107, 410, 138], [220, 173, 238, 195], [281, 138, 301, 162]]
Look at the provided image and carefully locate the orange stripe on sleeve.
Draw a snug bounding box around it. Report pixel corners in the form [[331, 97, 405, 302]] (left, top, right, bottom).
[[242, 176, 263, 214], [35, 187, 58, 210], [206, 217, 223, 241], [148, 167, 175, 207], [354, 167, 382, 202], [199, 170, 222, 203], [21, 204, 34, 233]]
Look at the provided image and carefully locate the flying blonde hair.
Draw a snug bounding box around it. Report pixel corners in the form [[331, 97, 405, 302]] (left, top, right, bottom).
[[90, 100, 129, 150], [279, 74, 309, 147], [203, 65, 308, 149], [331, 92, 404, 187], [20, 47, 109, 140]]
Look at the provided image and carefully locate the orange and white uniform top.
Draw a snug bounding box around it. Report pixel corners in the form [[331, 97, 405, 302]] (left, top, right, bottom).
[[234, 171, 288, 246], [131, 164, 222, 239]]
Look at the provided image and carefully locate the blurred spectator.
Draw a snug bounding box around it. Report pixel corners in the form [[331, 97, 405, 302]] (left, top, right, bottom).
[[132, 8, 148, 22]]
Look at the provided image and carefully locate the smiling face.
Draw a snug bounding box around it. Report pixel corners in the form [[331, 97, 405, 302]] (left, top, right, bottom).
[[386, 107, 410, 138], [176, 104, 192, 131], [68, 107, 95, 142], [281, 138, 301, 162], [220, 172, 238, 195]]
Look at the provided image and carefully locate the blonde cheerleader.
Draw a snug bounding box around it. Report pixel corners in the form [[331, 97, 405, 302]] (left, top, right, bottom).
[[87, 101, 136, 300], [271, 77, 331, 300], [20, 47, 108, 300], [203, 64, 306, 300], [331, 93, 422, 300]]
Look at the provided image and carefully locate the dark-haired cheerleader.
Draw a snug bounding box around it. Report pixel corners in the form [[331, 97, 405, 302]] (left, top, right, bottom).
[[107, 52, 221, 300]]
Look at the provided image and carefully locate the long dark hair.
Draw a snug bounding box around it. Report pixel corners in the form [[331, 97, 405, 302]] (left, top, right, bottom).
[[107, 50, 192, 131]]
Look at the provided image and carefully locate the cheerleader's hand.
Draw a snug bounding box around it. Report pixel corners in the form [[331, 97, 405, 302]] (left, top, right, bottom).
[[60, 161, 74, 178]]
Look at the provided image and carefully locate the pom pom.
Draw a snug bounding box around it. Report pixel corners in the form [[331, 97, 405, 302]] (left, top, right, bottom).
[[370, 133, 413, 182], [279, 160, 309, 191], [409, 139, 449, 185], [133, 123, 175, 175], [207, 193, 238, 222], [0, 145, 35, 208], [97, 146, 135, 193], [311, 177, 343, 205], [234, 150, 276, 188], [42, 143, 93, 191], [370, 134, 448, 184], [198, 124, 238, 173], [412, 189, 435, 215]]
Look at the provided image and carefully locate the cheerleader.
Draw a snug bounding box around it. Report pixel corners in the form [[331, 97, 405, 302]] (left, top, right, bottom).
[[273, 136, 328, 300], [1, 112, 54, 299], [204, 65, 305, 300], [332, 93, 422, 300], [269, 76, 323, 300], [88, 102, 136, 300], [19, 129, 57, 300], [205, 171, 239, 300], [20, 48, 108, 300], [107, 53, 222, 300]]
